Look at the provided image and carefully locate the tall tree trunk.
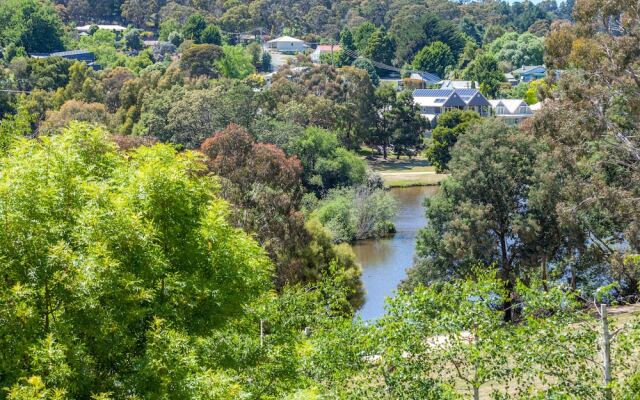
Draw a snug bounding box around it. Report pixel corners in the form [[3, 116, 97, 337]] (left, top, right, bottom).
[[499, 232, 513, 322], [541, 255, 548, 292]]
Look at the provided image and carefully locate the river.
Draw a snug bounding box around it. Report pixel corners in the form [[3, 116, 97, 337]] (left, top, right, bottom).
[[353, 186, 438, 321]]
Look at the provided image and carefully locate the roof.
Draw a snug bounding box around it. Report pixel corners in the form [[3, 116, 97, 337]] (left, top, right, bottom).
[[530, 102, 542, 111], [268, 36, 304, 43], [489, 99, 532, 115], [410, 72, 441, 83], [413, 89, 467, 108], [314, 44, 341, 52], [77, 24, 127, 32], [439, 80, 477, 89], [512, 65, 545, 75], [31, 49, 94, 58]]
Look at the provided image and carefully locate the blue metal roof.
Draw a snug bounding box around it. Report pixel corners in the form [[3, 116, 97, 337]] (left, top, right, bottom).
[[415, 72, 441, 82], [413, 89, 454, 97], [50, 49, 93, 57]]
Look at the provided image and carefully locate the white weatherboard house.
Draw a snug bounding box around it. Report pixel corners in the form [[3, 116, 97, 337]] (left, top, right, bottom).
[[267, 36, 306, 53], [489, 99, 534, 125], [413, 88, 492, 125]]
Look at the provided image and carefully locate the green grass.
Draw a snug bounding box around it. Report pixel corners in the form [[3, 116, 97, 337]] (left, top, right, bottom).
[[367, 156, 448, 187]]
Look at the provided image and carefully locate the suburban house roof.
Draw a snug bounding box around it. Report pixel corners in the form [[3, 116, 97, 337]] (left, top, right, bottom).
[[489, 99, 533, 116], [439, 80, 478, 89], [414, 88, 490, 108], [530, 102, 542, 111], [512, 65, 546, 75], [268, 36, 304, 43], [413, 89, 468, 108], [31, 49, 94, 59], [314, 44, 341, 52], [409, 72, 442, 83], [77, 24, 127, 32]]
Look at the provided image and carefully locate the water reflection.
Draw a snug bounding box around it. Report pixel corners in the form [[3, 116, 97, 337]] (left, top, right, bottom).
[[353, 186, 438, 321]]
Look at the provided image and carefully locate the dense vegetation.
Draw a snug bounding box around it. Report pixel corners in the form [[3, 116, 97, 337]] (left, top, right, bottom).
[[2, 0, 640, 398]]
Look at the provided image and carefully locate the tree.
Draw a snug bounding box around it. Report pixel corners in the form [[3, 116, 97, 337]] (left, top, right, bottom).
[[182, 13, 207, 43], [40, 100, 111, 134], [424, 109, 481, 172], [292, 127, 367, 193], [463, 52, 504, 97], [335, 66, 377, 149], [412, 41, 455, 78], [0, 0, 64, 53], [217, 45, 256, 79], [363, 29, 395, 67], [180, 44, 224, 78], [409, 119, 541, 320], [338, 28, 356, 67], [123, 28, 143, 51], [201, 25, 222, 45], [121, 0, 158, 28], [487, 32, 544, 70], [353, 22, 376, 53], [352, 57, 379, 86], [389, 91, 428, 158], [0, 123, 273, 398]]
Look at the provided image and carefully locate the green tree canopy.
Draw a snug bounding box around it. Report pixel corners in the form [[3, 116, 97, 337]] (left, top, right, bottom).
[[412, 41, 455, 78], [0, 0, 64, 53]]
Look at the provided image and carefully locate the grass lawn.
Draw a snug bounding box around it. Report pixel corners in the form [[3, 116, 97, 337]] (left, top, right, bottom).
[[367, 156, 448, 187]]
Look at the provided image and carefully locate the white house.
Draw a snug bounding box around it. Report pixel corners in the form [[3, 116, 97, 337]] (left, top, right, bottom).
[[266, 36, 306, 53], [76, 24, 127, 34], [413, 88, 492, 125], [489, 99, 534, 125]]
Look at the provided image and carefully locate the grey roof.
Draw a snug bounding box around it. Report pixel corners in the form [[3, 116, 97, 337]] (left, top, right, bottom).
[[50, 49, 93, 57], [512, 65, 545, 74], [411, 72, 441, 82], [413, 89, 454, 97], [464, 91, 491, 107], [413, 88, 490, 108]]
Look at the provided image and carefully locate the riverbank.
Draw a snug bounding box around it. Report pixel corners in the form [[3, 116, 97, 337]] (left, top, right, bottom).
[[368, 157, 448, 188]]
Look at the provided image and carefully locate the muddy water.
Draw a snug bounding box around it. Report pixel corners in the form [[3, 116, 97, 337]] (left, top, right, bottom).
[[353, 186, 438, 321]]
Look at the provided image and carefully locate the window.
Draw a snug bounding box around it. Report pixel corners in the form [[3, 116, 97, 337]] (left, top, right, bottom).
[[496, 105, 506, 115]]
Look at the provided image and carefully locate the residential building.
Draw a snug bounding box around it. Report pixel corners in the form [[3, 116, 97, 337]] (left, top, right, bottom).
[[266, 36, 306, 53], [76, 24, 127, 34], [504, 72, 518, 86], [439, 80, 478, 89], [489, 99, 534, 125], [512, 65, 546, 82], [409, 72, 441, 85], [413, 88, 492, 125], [310, 44, 341, 63]]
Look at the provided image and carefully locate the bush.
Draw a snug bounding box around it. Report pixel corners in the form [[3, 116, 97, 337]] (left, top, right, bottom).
[[312, 186, 397, 242]]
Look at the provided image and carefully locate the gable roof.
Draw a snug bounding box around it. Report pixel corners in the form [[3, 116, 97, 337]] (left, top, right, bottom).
[[268, 36, 304, 43], [489, 99, 532, 115], [413, 88, 490, 108], [439, 80, 478, 89], [413, 89, 467, 108]]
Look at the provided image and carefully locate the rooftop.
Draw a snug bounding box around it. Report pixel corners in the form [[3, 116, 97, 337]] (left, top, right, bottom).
[[268, 36, 304, 43]]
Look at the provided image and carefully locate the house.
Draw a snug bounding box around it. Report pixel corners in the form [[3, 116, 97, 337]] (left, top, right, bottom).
[[413, 88, 492, 125], [504, 73, 518, 86], [266, 36, 306, 53], [310, 44, 341, 63], [489, 99, 534, 125], [512, 65, 546, 82], [76, 24, 127, 34], [439, 80, 478, 89]]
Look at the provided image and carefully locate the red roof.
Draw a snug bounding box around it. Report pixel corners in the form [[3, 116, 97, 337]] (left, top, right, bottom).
[[316, 44, 341, 52]]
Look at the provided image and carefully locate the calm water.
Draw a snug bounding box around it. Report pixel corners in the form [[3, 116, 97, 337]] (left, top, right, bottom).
[[353, 186, 438, 321]]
